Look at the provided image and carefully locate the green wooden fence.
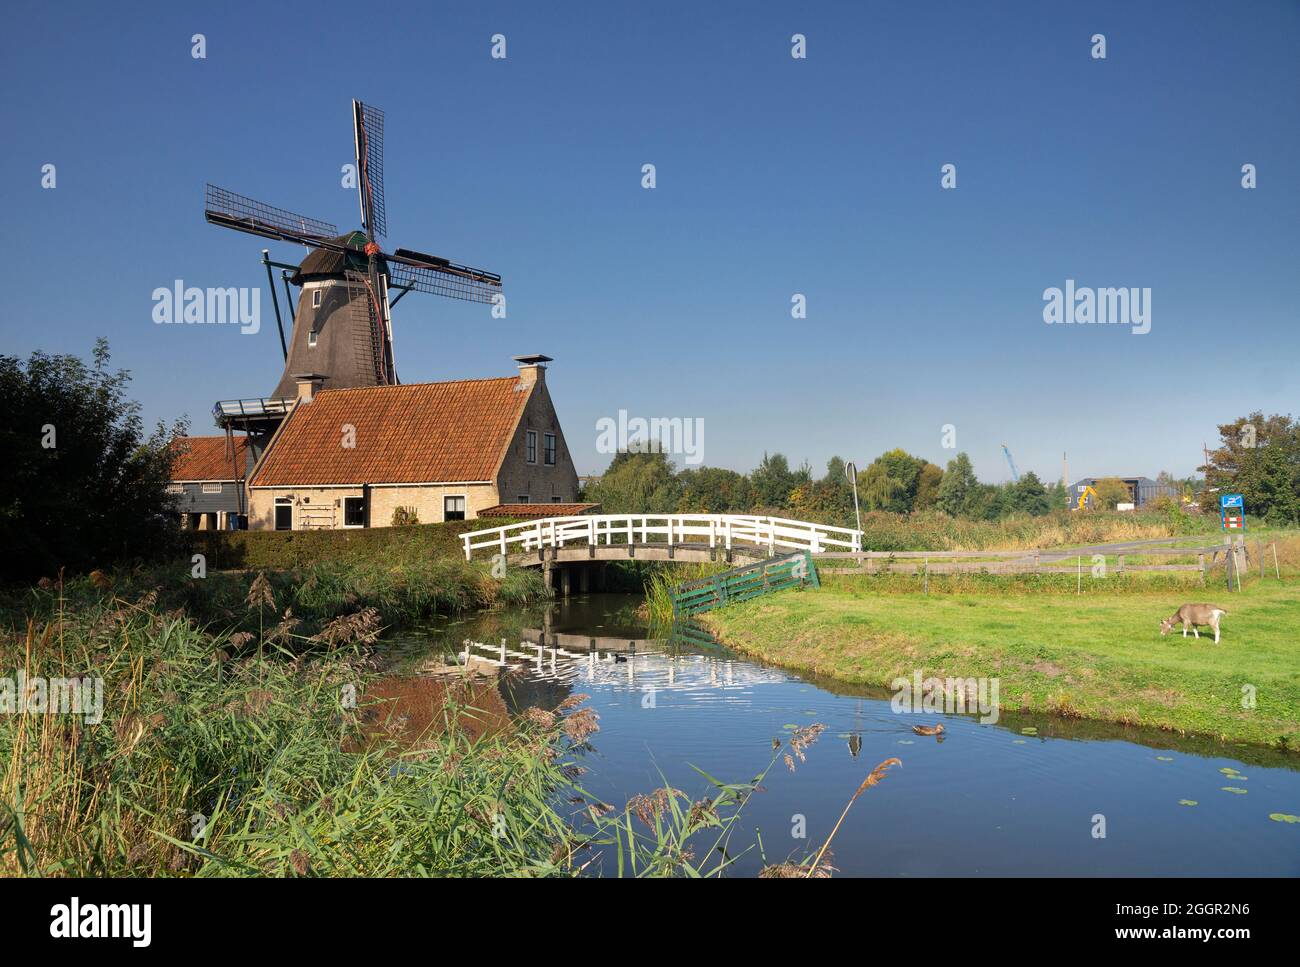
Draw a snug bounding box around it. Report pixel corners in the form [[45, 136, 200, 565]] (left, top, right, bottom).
[[671, 551, 820, 618]]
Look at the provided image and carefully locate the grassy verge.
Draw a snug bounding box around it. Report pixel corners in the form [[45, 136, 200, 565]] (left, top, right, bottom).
[[702, 539, 1300, 750]]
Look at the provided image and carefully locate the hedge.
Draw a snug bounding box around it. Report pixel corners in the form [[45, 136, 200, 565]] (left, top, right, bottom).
[[187, 519, 525, 571]]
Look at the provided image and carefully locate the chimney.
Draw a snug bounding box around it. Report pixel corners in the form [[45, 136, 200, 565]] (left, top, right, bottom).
[[513, 354, 552, 390], [293, 373, 326, 404]]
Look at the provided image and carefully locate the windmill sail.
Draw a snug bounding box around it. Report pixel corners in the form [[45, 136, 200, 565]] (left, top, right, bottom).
[[205, 185, 338, 247], [353, 100, 386, 239]]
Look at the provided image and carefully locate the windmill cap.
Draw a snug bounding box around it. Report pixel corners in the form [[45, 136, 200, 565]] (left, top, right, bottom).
[[513, 354, 553, 366]]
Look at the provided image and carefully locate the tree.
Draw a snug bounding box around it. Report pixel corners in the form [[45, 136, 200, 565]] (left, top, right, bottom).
[[749, 452, 801, 509], [676, 466, 757, 513], [1007, 471, 1050, 516], [0, 340, 184, 583], [859, 449, 928, 514], [936, 452, 978, 516], [1092, 477, 1132, 510], [914, 462, 944, 511], [586, 450, 681, 513], [1200, 412, 1300, 523]]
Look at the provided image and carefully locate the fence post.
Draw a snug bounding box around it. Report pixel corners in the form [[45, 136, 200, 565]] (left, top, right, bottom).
[[923, 556, 928, 595], [1117, 554, 1125, 575], [1273, 542, 1281, 580], [1198, 552, 1206, 586]]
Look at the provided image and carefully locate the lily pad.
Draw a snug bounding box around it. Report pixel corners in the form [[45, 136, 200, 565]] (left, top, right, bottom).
[[1156, 756, 1173, 762], [782, 724, 798, 730], [898, 739, 914, 745], [1268, 813, 1299, 824], [1021, 727, 1038, 736], [1221, 787, 1249, 794], [1178, 800, 1198, 806]]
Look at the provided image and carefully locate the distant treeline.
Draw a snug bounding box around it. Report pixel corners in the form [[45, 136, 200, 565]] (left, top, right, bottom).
[[581, 448, 1209, 530]]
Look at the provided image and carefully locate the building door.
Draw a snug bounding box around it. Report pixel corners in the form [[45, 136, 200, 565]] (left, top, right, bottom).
[[274, 499, 293, 531]]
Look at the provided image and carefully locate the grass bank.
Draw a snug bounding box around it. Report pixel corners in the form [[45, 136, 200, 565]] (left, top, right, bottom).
[[702, 539, 1300, 750]]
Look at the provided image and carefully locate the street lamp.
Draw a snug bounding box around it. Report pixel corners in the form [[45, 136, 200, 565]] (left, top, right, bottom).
[[845, 460, 862, 535]]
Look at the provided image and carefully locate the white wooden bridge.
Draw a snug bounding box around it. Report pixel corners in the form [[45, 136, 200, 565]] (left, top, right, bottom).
[[461, 513, 863, 568]]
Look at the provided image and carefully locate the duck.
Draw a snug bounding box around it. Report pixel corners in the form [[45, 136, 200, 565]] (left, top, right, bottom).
[[912, 724, 945, 736]]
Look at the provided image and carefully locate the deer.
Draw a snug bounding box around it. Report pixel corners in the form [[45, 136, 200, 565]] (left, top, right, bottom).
[[1160, 604, 1228, 644]]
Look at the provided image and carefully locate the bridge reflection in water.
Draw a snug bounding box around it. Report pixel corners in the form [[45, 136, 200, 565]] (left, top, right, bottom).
[[456, 626, 788, 693]]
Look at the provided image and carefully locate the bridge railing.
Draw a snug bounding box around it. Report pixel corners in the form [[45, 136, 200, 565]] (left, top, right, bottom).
[[460, 513, 863, 561]]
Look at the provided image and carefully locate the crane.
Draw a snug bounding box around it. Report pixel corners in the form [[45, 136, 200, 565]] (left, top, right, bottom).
[[1001, 443, 1020, 482]]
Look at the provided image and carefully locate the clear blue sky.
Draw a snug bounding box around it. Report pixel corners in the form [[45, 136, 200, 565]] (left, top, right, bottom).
[[3, 0, 1297, 482]]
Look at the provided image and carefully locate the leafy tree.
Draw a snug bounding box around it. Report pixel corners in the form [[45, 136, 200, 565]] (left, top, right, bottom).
[[1091, 477, 1132, 510], [676, 466, 757, 513], [914, 462, 944, 511], [859, 449, 929, 514], [750, 452, 801, 509], [936, 452, 978, 516], [1007, 471, 1050, 516], [1199, 412, 1300, 523], [0, 340, 183, 583], [586, 450, 681, 513]]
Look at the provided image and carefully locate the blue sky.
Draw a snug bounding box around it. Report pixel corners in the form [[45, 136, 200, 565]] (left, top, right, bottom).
[[2, 0, 1297, 481]]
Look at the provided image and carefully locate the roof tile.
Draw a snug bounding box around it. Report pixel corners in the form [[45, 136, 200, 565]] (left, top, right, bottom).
[[251, 377, 529, 486], [170, 436, 247, 481]]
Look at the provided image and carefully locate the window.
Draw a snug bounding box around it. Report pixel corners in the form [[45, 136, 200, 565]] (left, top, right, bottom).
[[202, 482, 222, 494], [443, 496, 466, 521], [312, 288, 323, 308], [343, 496, 366, 527], [166, 483, 184, 495], [274, 498, 292, 531], [517, 495, 530, 504], [552, 495, 564, 503], [308, 330, 317, 347], [544, 433, 557, 466], [525, 430, 537, 464]]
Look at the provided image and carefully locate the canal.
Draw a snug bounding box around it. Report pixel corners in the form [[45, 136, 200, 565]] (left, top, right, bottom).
[[385, 593, 1300, 877]]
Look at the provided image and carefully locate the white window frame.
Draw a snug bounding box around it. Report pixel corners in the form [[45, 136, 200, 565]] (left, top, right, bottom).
[[274, 497, 293, 531], [201, 482, 222, 494], [308, 329, 318, 347], [443, 494, 467, 521], [166, 483, 184, 495], [312, 288, 323, 308]]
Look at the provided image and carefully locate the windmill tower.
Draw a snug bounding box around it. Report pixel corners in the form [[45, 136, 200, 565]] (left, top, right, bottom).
[[205, 99, 502, 406]]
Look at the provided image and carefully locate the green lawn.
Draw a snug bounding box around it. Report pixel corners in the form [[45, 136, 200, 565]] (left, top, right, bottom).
[[701, 576, 1300, 750]]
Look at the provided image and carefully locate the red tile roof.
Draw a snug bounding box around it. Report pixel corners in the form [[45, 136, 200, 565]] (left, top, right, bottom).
[[170, 436, 247, 481], [479, 503, 600, 518], [250, 378, 530, 487]]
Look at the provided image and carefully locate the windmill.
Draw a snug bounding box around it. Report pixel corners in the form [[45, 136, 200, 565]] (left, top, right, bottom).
[[205, 99, 502, 405]]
